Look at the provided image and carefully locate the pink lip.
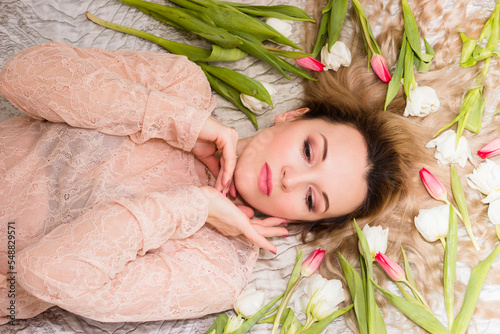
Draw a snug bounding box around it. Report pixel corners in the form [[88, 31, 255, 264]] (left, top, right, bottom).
[[258, 162, 273, 196]]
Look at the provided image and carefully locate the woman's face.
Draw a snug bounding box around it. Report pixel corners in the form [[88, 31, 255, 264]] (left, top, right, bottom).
[[234, 116, 368, 221]]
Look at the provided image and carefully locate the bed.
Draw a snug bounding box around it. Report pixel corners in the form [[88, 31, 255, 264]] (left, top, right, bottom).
[[1, 0, 499, 333]]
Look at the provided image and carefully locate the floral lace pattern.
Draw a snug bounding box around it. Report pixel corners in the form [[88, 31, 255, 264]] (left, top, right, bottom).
[[0, 42, 259, 324]]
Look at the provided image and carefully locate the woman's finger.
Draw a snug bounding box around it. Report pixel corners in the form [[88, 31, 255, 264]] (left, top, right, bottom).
[[216, 128, 238, 193], [252, 225, 289, 238], [239, 224, 277, 254], [254, 217, 287, 227], [237, 205, 255, 219]]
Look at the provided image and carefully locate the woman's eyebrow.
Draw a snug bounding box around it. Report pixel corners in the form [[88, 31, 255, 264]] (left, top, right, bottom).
[[321, 133, 328, 161]]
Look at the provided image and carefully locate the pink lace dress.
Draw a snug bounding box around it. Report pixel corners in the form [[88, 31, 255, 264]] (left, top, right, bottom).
[[0, 42, 258, 325]]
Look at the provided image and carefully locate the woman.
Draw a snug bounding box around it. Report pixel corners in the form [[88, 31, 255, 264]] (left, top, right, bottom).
[[0, 41, 404, 324]]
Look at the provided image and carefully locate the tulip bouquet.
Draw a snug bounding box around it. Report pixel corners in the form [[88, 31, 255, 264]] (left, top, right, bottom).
[[384, 0, 437, 114], [434, 0, 500, 146], [204, 248, 352, 334], [87, 0, 318, 129]]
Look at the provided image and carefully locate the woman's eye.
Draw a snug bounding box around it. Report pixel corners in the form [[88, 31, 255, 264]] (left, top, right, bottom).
[[306, 188, 314, 211], [302, 139, 311, 162]]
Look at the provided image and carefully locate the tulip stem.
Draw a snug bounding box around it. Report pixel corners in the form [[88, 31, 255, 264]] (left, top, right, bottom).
[[496, 225, 500, 241], [444, 199, 463, 220], [358, 14, 376, 56], [271, 276, 303, 334], [439, 237, 446, 250], [403, 278, 432, 312], [300, 316, 317, 333]]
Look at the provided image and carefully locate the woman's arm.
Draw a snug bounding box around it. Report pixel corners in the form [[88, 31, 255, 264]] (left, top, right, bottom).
[[0, 41, 216, 151], [15, 186, 230, 321]]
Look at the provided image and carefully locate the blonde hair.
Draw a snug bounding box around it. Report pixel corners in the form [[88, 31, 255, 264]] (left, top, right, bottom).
[[300, 0, 500, 331]]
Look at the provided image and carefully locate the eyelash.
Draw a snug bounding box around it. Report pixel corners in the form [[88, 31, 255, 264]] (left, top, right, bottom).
[[302, 139, 311, 162], [305, 188, 314, 211], [302, 139, 314, 211]]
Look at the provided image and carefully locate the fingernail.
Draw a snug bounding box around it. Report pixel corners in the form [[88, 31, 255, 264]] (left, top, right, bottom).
[[270, 250, 277, 255], [225, 180, 231, 189], [282, 234, 289, 237], [225, 193, 228, 197], [280, 222, 288, 225]]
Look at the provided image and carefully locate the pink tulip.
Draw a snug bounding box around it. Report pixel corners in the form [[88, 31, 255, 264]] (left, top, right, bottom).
[[419, 168, 447, 201], [301, 248, 325, 277], [370, 54, 391, 83], [374, 252, 405, 281], [294, 56, 325, 72], [478, 138, 500, 159]]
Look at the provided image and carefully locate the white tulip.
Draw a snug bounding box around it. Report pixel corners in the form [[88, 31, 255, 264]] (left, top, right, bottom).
[[302, 274, 345, 320], [361, 224, 389, 258], [488, 199, 500, 225], [426, 130, 473, 168], [403, 85, 440, 117], [233, 287, 265, 318], [240, 82, 277, 115], [320, 41, 352, 71], [224, 315, 244, 332], [414, 204, 450, 242], [265, 18, 293, 38], [467, 159, 500, 203]]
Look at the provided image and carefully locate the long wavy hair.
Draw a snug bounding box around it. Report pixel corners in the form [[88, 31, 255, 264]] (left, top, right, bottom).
[[298, 0, 500, 331]]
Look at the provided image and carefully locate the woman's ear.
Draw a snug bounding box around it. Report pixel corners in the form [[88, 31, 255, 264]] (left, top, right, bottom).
[[274, 107, 310, 124]]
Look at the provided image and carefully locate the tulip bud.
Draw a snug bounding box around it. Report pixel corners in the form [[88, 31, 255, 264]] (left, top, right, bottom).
[[265, 18, 293, 38], [361, 224, 389, 258], [224, 315, 244, 332], [301, 249, 325, 277], [240, 82, 277, 115], [419, 168, 447, 201], [370, 54, 391, 83], [374, 252, 405, 281], [320, 41, 352, 71], [414, 204, 450, 242], [294, 56, 326, 72], [233, 287, 265, 318], [478, 138, 500, 159]]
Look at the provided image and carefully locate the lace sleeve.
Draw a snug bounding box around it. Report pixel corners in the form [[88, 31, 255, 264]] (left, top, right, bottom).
[[0, 41, 216, 151]]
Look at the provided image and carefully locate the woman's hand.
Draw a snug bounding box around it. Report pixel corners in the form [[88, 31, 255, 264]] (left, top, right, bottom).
[[192, 117, 238, 195], [200, 186, 288, 254]]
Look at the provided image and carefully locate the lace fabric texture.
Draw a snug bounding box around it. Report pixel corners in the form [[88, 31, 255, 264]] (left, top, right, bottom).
[[0, 42, 259, 324]]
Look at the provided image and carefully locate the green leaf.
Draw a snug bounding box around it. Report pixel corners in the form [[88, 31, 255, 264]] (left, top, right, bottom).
[[235, 33, 291, 79], [401, 0, 434, 62], [201, 69, 258, 129], [353, 220, 377, 334], [339, 253, 368, 334], [384, 37, 406, 110], [279, 308, 303, 334], [452, 243, 500, 334], [464, 91, 486, 133], [312, 10, 331, 59], [259, 307, 291, 324], [459, 32, 477, 64], [351, 0, 382, 57], [450, 164, 480, 251], [216, 1, 315, 22], [300, 304, 353, 334], [120, 0, 243, 49], [199, 63, 272, 106], [205, 313, 229, 334], [403, 35, 415, 99], [327, 0, 348, 50], [265, 48, 311, 59], [444, 205, 457, 330], [415, 37, 434, 72], [373, 280, 448, 334], [229, 293, 284, 334]]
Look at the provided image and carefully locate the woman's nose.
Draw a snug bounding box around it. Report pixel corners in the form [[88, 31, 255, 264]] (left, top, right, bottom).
[[281, 166, 304, 192]]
